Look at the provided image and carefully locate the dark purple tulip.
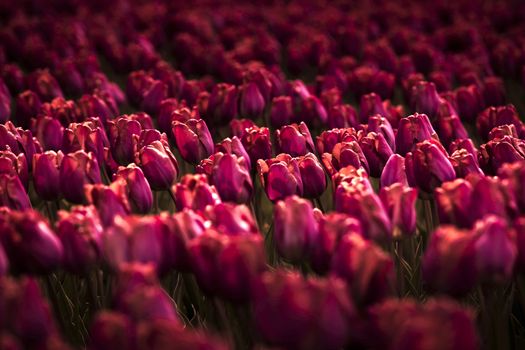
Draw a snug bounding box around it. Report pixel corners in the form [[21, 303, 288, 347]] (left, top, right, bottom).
[[89, 311, 136, 350], [269, 95, 294, 128], [0, 210, 62, 274], [316, 128, 358, 155], [205, 203, 258, 236], [157, 98, 180, 134], [274, 196, 318, 262], [422, 225, 478, 296], [62, 120, 108, 165], [310, 212, 362, 274], [103, 216, 163, 271], [1, 64, 25, 94], [215, 136, 251, 170], [0, 122, 22, 155], [39, 97, 77, 126], [33, 151, 63, 201], [479, 135, 525, 174], [482, 76, 506, 107], [172, 118, 213, 164], [0, 150, 28, 189], [240, 125, 272, 165], [108, 117, 142, 166], [60, 150, 101, 204], [410, 81, 442, 119], [327, 103, 358, 129], [450, 149, 484, 178], [126, 71, 153, 106], [434, 101, 469, 147], [258, 153, 303, 201], [15, 90, 41, 128], [381, 154, 408, 187], [206, 83, 238, 125], [113, 165, 152, 214], [332, 233, 395, 305], [395, 113, 438, 156], [230, 118, 257, 138], [141, 80, 167, 116], [77, 94, 115, 125], [499, 161, 525, 213], [455, 85, 484, 122], [367, 114, 395, 150], [275, 122, 314, 157], [473, 215, 516, 283], [322, 141, 369, 176], [173, 173, 220, 212], [26, 69, 63, 102], [359, 93, 389, 123], [239, 81, 265, 119], [489, 124, 518, 140], [300, 95, 327, 126], [477, 105, 523, 141], [56, 206, 103, 274], [405, 140, 456, 193], [359, 132, 394, 178], [0, 242, 7, 276], [0, 174, 31, 210], [136, 140, 179, 191], [379, 183, 418, 238], [297, 153, 327, 198], [449, 138, 479, 159], [335, 180, 392, 243], [31, 115, 63, 151], [85, 181, 131, 227]]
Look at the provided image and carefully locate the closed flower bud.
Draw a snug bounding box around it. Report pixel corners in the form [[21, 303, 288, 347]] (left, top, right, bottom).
[[359, 93, 390, 123], [172, 118, 214, 164], [422, 225, 478, 296], [215, 136, 251, 170], [275, 122, 314, 157], [85, 180, 131, 227], [33, 151, 63, 201], [89, 311, 136, 350], [455, 85, 484, 122], [473, 215, 517, 283], [26, 69, 63, 102], [269, 95, 294, 128], [31, 115, 63, 151], [380, 183, 418, 238], [0, 210, 63, 274], [332, 233, 395, 305], [77, 94, 115, 125], [489, 124, 518, 140], [206, 83, 238, 125], [60, 151, 101, 204], [359, 132, 394, 177], [0, 150, 28, 189], [173, 174, 220, 212], [205, 203, 258, 236], [322, 141, 369, 176], [15, 90, 42, 128], [435, 179, 475, 228], [381, 154, 408, 187], [274, 196, 318, 262], [367, 114, 395, 150], [258, 154, 303, 201], [114, 164, 153, 214], [141, 80, 167, 116], [405, 140, 456, 193], [297, 153, 327, 198], [239, 82, 265, 119], [499, 161, 525, 213], [0, 174, 31, 210], [479, 135, 525, 174], [434, 101, 469, 147], [240, 125, 272, 165], [56, 206, 103, 274], [410, 81, 442, 119], [136, 140, 179, 191], [108, 117, 142, 166], [395, 113, 438, 155], [482, 76, 506, 107], [450, 149, 484, 178], [316, 128, 358, 155], [327, 103, 358, 129], [477, 105, 522, 141]]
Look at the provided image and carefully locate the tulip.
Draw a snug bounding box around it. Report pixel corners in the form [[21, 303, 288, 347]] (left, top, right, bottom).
[[15, 90, 42, 128], [172, 118, 214, 164], [359, 93, 390, 123], [450, 149, 484, 178], [0, 122, 22, 155], [206, 83, 238, 125], [275, 122, 315, 157], [269, 95, 294, 128], [258, 154, 303, 201], [479, 135, 525, 174], [435, 179, 476, 228], [116, 283, 178, 323], [422, 225, 478, 296], [205, 203, 258, 236], [380, 154, 408, 187], [215, 136, 251, 170], [33, 151, 63, 201], [405, 140, 456, 193], [39, 97, 77, 126], [108, 117, 142, 166], [0, 210, 63, 274], [499, 161, 525, 214], [310, 213, 362, 274], [0, 150, 28, 188], [239, 81, 265, 119], [114, 165, 153, 214], [300, 95, 327, 126], [89, 312, 136, 350], [240, 125, 272, 165], [56, 206, 103, 274], [410, 81, 442, 119], [327, 103, 358, 129], [26, 69, 63, 102], [379, 183, 418, 238], [297, 153, 327, 198], [367, 114, 395, 150], [473, 215, 517, 283], [0, 242, 8, 277], [359, 132, 394, 177], [455, 85, 483, 122], [77, 94, 115, 124], [85, 180, 131, 227], [141, 80, 167, 115], [482, 76, 506, 107], [434, 101, 469, 147], [60, 150, 102, 204], [172, 173, 220, 212], [477, 105, 523, 141], [31, 115, 63, 151], [62, 120, 108, 165], [331, 233, 395, 305], [316, 128, 358, 155], [0, 174, 31, 210], [395, 113, 438, 156], [488, 124, 518, 140], [157, 98, 180, 134], [136, 140, 179, 191], [322, 141, 369, 176], [274, 196, 318, 262]]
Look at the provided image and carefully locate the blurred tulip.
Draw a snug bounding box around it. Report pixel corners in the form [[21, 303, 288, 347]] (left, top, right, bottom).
[[450, 149, 484, 178], [114, 165, 153, 214], [85, 180, 130, 227], [15, 90, 41, 128], [270, 95, 294, 128], [33, 151, 63, 201], [359, 132, 394, 177], [479, 135, 525, 174], [239, 81, 265, 119], [366, 114, 395, 150], [173, 173, 220, 212], [410, 81, 442, 119], [206, 83, 238, 125], [381, 154, 408, 187], [215, 136, 251, 170], [316, 128, 358, 155], [89, 311, 136, 350], [60, 150, 102, 204], [31, 115, 63, 151], [240, 125, 272, 165], [0, 174, 31, 210], [477, 105, 523, 141], [205, 203, 258, 236], [136, 140, 179, 191], [172, 118, 214, 164], [297, 153, 327, 198], [455, 85, 483, 122], [380, 183, 418, 238]]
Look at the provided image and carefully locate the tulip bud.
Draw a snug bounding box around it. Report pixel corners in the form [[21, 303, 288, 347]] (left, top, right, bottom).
[[410, 81, 442, 119], [473, 215, 517, 283], [77, 94, 115, 124], [322, 141, 369, 176], [450, 149, 484, 178], [136, 140, 179, 191], [240, 125, 272, 165], [206, 83, 238, 125], [477, 105, 522, 141], [327, 103, 358, 129], [15, 90, 41, 128], [405, 140, 456, 193], [359, 93, 390, 123], [455, 85, 483, 122], [482, 76, 506, 107], [435, 179, 475, 228], [205, 202, 258, 236], [0, 243, 8, 277], [274, 196, 318, 262], [230, 118, 257, 138], [297, 153, 327, 198], [0, 210, 63, 274], [300, 95, 327, 126], [215, 136, 251, 170], [0, 150, 28, 189], [31, 115, 63, 151], [33, 151, 63, 201], [56, 206, 103, 274], [395, 113, 438, 155], [275, 122, 314, 157], [379, 184, 418, 238], [62, 120, 108, 165], [141, 80, 167, 115], [239, 82, 265, 119], [40, 97, 77, 126], [0, 174, 31, 210], [422, 225, 478, 296], [172, 118, 214, 164], [116, 283, 178, 323], [381, 154, 408, 187], [269, 95, 294, 128], [108, 117, 142, 166], [60, 151, 102, 204], [26, 69, 63, 102], [489, 124, 518, 140], [359, 132, 394, 177], [479, 135, 525, 174], [86, 180, 131, 227], [434, 101, 469, 147], [332, 233, 395, 305], [173, 174, 220, 212], [114, 165, 153, 214], [316, 128, 358, 155], [258, 154, 303, 201], [367, 114, 395, 150], [499, 161, 525, 214]]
